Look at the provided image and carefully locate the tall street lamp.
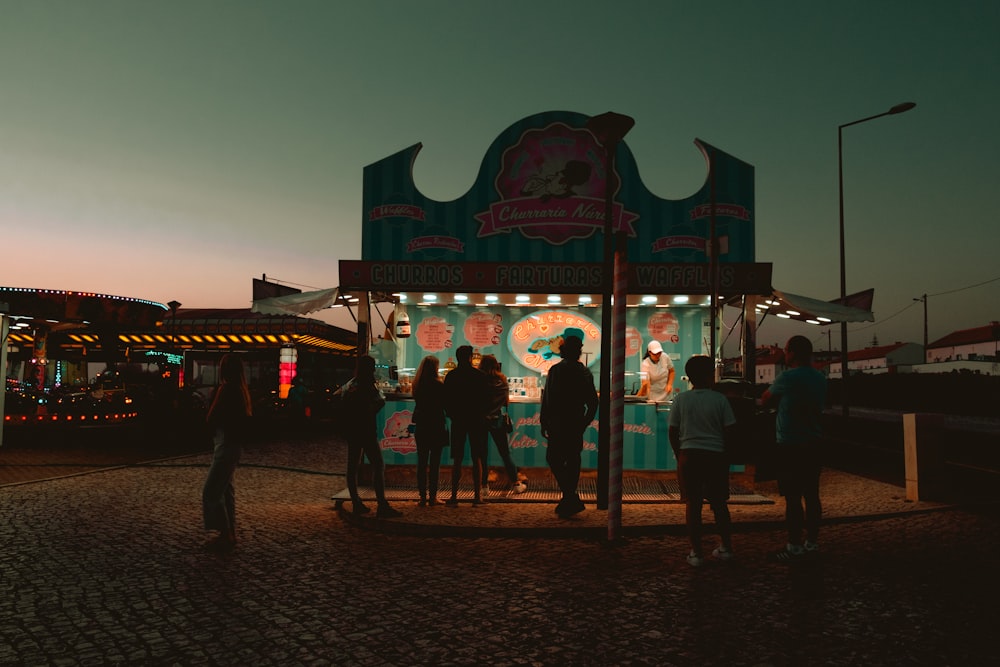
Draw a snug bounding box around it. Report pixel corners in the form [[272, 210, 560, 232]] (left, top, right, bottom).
[[585, 111, 634, 528], [167, 300, 182, 350], [838, 101, 915, 417]]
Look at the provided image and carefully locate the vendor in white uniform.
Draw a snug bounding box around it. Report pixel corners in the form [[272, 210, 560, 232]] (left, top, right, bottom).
[[638, 340, 675, 402]]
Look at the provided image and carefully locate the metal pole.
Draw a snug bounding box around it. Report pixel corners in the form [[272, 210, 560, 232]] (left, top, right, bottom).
[[709, 150, 719, 373], [587, 112, 634, 513], [0, 313, 9, 448], [838, 102, 915, 416], [356, 291, 370, 361], [838, 125, 849, 416], [913, 294, 928, 360], [597, 167, 613, 510], [586, 114, 634, 539], [744, 296, 757, 383], [608, 175, 627, 542], [923, 295, 928, 353]]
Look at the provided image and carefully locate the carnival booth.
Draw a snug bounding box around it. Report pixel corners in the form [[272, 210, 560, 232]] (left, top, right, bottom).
[[339, 110, 771, 472]]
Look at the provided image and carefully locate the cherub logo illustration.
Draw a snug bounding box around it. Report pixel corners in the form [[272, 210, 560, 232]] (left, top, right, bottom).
[[519, 159, 592, 202], [527, 326, 586, 360]]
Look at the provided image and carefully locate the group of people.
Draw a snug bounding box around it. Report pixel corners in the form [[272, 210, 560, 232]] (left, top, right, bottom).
[[668, 335, 827, 567], [328, 344, 528, 515], [200, 334, 827, 563], [411, 345, 527, 507]]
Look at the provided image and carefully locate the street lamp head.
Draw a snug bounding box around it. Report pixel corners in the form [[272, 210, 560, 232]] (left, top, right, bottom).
[[586, 111, 635, 146], [889, 102, 916, 115]]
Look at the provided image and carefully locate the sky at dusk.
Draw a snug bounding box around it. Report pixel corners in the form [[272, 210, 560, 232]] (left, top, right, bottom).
[[2, 1, 998, 354]]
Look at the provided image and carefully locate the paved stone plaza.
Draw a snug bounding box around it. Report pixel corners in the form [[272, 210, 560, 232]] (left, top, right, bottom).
[[1, 433, 997, 665]]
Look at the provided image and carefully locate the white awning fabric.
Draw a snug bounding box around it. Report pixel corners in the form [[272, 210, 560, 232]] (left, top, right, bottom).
[[251, 288, 339, 316], [764, 289, 874, 324]]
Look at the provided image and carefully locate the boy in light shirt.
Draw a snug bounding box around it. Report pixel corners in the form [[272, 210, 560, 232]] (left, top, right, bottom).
[[668, 355, 737, 567]]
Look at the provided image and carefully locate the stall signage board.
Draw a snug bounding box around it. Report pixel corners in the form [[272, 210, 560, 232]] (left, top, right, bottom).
[[358, 110, 756, 267], [338, 259, 771, 295], [507, 309, 602, 373]]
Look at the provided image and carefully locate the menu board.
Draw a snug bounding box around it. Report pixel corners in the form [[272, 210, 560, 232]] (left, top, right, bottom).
[[463, 311, 503, 348], [415, 316, 455, 353], [647, 311, 679, 344], [625, 326, 642, 357]]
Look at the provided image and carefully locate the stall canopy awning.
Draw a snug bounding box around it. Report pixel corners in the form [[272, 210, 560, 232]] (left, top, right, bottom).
[[251, 287, 339, 316], [761, 288, 875, 324]]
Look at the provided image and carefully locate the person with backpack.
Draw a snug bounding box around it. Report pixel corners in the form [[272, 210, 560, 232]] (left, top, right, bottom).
[[479, 354, 526, 493]]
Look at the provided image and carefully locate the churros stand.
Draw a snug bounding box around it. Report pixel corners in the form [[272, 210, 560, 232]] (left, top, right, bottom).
[[339, 110, 771, 473]]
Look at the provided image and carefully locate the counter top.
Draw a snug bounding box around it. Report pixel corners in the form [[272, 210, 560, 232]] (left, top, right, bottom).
[[382, 394, 667, 406]]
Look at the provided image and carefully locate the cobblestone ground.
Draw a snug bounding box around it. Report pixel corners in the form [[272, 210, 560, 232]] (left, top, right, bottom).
[[1, 432, 996, 665]]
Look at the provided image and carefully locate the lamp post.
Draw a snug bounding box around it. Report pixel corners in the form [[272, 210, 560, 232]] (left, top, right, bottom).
[[167, 300, 181, 386], [913, 294, 928, 359], [585, 111, 634, 534], [167, 301, 181, 350], [0, 301, 9, 448], [838, 101, 915, 416]]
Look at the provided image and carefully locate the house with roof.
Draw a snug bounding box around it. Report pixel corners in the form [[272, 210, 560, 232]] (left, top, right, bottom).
[[724, 345, 783, 384], [752, 346, 786, 384], [827, 342, 924, 378], [912, 322, 1000, 375], [924, 322, 1000, 363], [724, 345, 836, 384]]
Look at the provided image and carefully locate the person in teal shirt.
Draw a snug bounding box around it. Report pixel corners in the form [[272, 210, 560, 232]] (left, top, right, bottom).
[[761, 335, 828, 561]]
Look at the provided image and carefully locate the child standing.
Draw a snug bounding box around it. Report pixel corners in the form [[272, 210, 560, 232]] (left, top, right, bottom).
[[667, 355, 737, 567]]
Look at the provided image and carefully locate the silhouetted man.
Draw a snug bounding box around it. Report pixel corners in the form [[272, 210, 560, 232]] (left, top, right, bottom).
[[761, 335, 828, 561], [443, 345, 491, 505], [540, 334, 597, 518]]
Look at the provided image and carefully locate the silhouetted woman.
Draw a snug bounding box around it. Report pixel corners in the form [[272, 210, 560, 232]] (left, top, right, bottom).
[[341, 355, 402, 518], [412, 356, 448, 505], [479, 354, 526, 493], [203, 353, 252, 551]]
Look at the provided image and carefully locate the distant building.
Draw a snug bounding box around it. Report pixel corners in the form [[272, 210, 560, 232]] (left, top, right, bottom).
[[725, 344, 833, 384], [912, 322, 1000, 375], [828, 342, 924, 378], [753, 346, 785, 384], [726, 322, 1000, 381], [924, 322, 1000, 363]]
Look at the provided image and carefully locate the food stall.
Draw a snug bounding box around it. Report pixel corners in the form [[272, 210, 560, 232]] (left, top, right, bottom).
[[338, 110, 771, 471]]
